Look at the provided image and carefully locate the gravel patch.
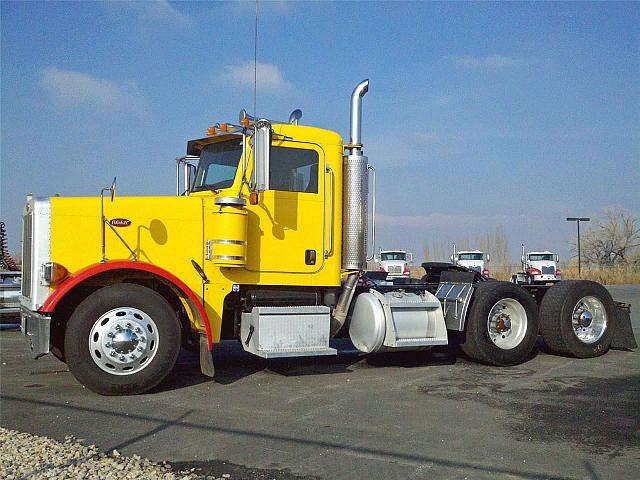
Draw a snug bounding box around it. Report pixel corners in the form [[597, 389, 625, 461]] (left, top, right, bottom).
[[0, 428, 231, 480]]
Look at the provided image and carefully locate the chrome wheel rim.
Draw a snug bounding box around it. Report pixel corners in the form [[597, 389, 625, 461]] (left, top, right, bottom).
[[572, 296, 607, 344], [487, 298, 528, 350], [88, 307, 159, 375]]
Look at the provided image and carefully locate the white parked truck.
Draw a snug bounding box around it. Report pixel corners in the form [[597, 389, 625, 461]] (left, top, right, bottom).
[[377, 249, 412, 279], [512, 245, 561, 285], [451, 245, 490, 278]]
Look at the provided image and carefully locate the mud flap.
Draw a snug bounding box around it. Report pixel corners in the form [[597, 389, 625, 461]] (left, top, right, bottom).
[[199, 334, 215, 378], [611, 303, 637, 351]]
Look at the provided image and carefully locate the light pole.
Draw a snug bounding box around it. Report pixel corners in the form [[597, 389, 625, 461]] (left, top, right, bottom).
[[566, 217, 590, 276]]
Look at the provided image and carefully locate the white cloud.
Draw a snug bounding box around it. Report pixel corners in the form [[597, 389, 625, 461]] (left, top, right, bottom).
[[217, 62, 292, 91], [112, 0, 190, 27], [41, 67, 146, 114], [452, 54, 526, 69]]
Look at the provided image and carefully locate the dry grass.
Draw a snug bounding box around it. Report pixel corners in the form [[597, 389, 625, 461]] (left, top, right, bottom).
[[558, 265, 640, 285]]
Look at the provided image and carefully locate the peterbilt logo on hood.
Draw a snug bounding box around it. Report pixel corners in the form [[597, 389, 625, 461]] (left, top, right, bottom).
[[109, 218, 132, 227]]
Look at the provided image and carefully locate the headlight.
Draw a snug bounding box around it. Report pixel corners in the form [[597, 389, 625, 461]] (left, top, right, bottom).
[[41, 262, 69, 285]]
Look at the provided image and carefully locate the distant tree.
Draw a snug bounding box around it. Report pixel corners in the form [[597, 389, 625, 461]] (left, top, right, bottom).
[[577, 208, 640, 267]]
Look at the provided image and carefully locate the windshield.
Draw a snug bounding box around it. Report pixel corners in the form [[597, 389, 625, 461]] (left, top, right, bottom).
[[193, 139, 242, 191], [458, 253, 483, 261], [528, 254, 554, 261], [381, 252, 406, 261]]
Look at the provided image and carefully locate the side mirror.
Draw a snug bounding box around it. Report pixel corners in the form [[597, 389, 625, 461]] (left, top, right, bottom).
[[555, 254, 559, 262], [407, 252, 413, 263], [486, 254, 491, 262], [252, 120, 272, 192], [450, 255, 454, 263], [521, 255, 525, 263], [110, 177, 117, 202]]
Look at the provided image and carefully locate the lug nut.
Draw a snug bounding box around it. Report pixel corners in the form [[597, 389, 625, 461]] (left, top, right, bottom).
[[107, 332, 115, 338], [119, 355, 125, 361], [126, 323, 132, 329], [110, 351, 116, 357], [105, 342, 112, 348], [137, 346, 143, 352], [135, 327, 142, 334], [115, 325, 122, 331], [140, 337, 146, 343], [129, 354, 136, 359]]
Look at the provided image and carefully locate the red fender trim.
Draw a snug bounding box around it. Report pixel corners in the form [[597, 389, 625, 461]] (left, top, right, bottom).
[[40, 260, 213, 350]]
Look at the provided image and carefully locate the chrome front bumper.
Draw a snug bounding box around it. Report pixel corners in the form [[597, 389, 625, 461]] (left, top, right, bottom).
[[20, 307, 51, 358]]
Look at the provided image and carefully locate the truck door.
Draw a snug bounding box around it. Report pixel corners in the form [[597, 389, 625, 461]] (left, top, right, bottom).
[[245, 140, 326, 274]]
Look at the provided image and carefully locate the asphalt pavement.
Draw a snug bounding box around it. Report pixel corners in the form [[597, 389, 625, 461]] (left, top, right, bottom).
[[1, 286, 639, 480]]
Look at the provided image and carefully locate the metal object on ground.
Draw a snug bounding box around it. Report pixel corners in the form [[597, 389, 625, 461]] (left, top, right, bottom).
[[1, 271, 21, 319], [240, 305, 336, 358], [349, 289, 448, 353], [0, 222, 20, 271]]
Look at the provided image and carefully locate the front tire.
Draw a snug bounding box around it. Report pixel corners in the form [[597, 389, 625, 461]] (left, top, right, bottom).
[[460, 281, 539, 366], [64, 283, 181, 395], [539, 280, 615, 358]]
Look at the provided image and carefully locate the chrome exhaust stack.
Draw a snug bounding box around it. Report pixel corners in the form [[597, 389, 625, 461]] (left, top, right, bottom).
[[332, 79, 372, 337], [342, 79, 371, 271]]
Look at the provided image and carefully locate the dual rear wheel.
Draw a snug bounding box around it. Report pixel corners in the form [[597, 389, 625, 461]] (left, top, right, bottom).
[[460, 280, 615, 366]]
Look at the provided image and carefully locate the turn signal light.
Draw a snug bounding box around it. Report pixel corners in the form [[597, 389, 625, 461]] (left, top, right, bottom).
[[527, 267, 542, 276], [219, 123, 229, 132], [41, 262, 69, 285], [403, 267, 411, 275], [482, 269, 490, 278], [556, 269, 562, 277], [240, 117, 250, 127], [379, 267, 385, 272], [206, 126, 217, 136]]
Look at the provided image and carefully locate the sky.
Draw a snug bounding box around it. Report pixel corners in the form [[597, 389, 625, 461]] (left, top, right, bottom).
[[1, 1, 639, 264]]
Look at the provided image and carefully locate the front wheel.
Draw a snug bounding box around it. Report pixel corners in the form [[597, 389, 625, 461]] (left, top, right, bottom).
[[460, 281, 540, 366], [64, 283, 181, 395]]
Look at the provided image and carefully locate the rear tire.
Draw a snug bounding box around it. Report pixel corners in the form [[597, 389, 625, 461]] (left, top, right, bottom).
[[539, 280, 615, 358], [460, 281, 539, 366], [65, 283, 181, 395]]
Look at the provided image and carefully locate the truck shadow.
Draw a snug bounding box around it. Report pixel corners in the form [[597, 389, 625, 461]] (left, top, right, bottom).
[[154, 340, 460, 392]]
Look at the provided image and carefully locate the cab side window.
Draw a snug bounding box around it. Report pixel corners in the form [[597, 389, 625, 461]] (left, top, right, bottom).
[[270, 147, 319, 193]]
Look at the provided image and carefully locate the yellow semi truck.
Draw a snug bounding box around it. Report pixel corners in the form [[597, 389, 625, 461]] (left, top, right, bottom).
[[19, 80, 634, 395]]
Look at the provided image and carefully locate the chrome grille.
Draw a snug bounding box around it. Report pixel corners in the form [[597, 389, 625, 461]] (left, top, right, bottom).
[[541, 266, 555, 275], [22, 210, 33, 299], [388, 265, 402, 274]]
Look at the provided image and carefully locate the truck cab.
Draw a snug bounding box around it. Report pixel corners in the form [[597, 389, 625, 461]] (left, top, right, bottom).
[[18, 80, 627, 397], [452, 250, 490, 278], [377, 249, 412, 279], [512, 245, 561, 284], [523, 251, 561, 283]]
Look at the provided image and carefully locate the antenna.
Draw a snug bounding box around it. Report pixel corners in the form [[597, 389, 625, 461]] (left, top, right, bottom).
[[253, 0, 259, 120]]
